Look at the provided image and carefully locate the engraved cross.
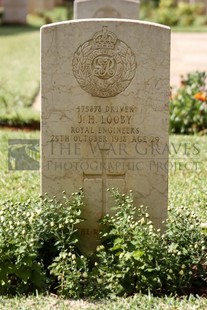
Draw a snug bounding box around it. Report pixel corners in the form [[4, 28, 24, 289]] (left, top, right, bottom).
[[83, 148, 125, 217]]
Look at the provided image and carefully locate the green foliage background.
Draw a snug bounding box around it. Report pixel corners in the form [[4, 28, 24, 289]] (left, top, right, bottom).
[[170, 72, 207, 134]]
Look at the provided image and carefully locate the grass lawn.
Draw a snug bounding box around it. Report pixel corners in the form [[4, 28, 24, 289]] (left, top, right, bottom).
[[172, 25, 207, 32], [0, 129, 206, 308], [1, 293, 207, 310], [0, 129, 39, 201], [0, 25, 40, 127], [169, 135, 207, 222], [0, 6, 72, 127]]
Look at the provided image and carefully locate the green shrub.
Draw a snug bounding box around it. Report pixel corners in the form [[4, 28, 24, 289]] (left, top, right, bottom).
[[0, 8, 3, 23], [159, 0, 176, 9], [178, 2, 205, 16], [193, 15, 207, 27], [140, 1, 158, 21], [49, 189, 207, 298], [170, 71, 207, 134], [179, 14, 195, 27], [161, 205, 207, 294], [156, 1, 206, 26], [157, 8, 179, 26], [157, 0, 179, 26], [0, 199, 46, 295], [141, 0, 160, 7], [91, 189, 207, 296], [92, 190, 163, 297], [0, 192, 83, 295], [176, 2, 205, 26], [0, 189, 206, 298]]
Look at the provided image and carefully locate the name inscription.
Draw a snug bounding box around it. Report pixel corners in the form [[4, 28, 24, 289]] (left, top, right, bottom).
[[78, 115, 132, 125]]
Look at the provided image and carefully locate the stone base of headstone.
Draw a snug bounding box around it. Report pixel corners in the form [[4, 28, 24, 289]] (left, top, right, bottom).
[[3, 0, 28, 24], [74, 0, 140, 19]]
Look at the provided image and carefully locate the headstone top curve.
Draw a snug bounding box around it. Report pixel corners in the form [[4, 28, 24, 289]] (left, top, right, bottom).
[[41, 19, 171, 32]]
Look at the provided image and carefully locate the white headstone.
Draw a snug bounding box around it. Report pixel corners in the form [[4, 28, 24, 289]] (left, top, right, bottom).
[[74, 0, 140, 19], [41, 19, 170, 254], [3, 0, 27, 24]]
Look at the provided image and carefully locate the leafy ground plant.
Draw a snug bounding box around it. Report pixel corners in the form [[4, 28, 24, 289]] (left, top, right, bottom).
[[0, 192, 84, 295], [88, 189, 207, 297], [0, 189, 206, 298], [170, 71, 207, 134]]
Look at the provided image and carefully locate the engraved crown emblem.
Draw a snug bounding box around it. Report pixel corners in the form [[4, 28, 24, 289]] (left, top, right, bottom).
[[93, 26, 117, 49], [72, 26, 137, 98]]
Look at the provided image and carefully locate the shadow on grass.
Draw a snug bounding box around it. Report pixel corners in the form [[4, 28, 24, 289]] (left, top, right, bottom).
[[0, 24, 40, 36]]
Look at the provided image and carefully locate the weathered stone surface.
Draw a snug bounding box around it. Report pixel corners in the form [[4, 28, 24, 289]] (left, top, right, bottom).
[[41, 19, 170, 254], [3, 0, 27, 24], [74, 0, 140, 19]]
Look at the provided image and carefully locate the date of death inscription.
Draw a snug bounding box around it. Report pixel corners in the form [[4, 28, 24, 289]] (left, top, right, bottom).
[[50, 131, 160, 143]]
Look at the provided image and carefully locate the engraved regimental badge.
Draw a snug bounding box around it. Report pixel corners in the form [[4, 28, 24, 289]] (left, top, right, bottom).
[[72, 26, 137, 98]]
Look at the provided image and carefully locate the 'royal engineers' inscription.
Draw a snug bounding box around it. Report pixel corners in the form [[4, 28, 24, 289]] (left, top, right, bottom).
[[72, 26, 137, 98]]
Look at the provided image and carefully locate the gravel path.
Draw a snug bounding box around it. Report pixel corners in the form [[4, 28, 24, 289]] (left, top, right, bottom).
[[171, 32, 207, 88]]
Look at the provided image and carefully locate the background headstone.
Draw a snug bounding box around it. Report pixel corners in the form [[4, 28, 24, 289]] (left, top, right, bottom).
[[3, 0, 27, 24], [74, 0, 140, 19], [41, 19, 170, 254]]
